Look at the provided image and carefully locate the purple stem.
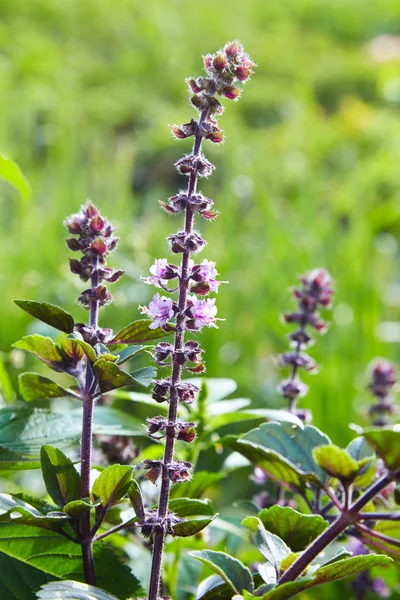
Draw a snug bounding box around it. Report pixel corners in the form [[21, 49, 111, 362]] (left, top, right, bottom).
[[148, 108, 209, 600], [278, 472, 393, 585], [80, 256, 99, 586]]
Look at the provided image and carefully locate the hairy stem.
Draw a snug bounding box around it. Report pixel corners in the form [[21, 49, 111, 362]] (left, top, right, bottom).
[[148, 108, 208, 600], [80, 257, 99, 586], [278, 472, 393, 585], [356, 522, 400, 549]]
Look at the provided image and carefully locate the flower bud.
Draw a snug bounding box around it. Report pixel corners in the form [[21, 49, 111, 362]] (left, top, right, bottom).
[[223, 86, 241, 100], [90, 215, 105, 232], [66, 238, 81, 251], [213, 54, 227, 71], [143, 460, 164, 484], [225, 40, 243, 57]]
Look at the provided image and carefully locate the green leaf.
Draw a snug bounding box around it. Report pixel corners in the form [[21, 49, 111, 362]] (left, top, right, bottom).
[[0, 552, 54, 600], [128, 480, 145, 520], [115, 345, 148, 365], [257, 506, 328, 552], [313, 444, 366, 482], [0, 447, 40, 471], [37, 580, 120, 600], [110, 319, 171, 344], [93, 359, 137, 393], [190, 550, 254, 595], [130, 366, 156, 387], [19, 373, 76, 402], [346, 437, 376, 487], [169, 498, 215, 518], [196, 575, 242, 600], [40, 446, 81, 508], [0, 494, 68, 532], [256, 554, 392, 599], [0, 407, 80, 456], [13, 301, 74, 334], [242, 517, 290, 573], [361, 521, 400, 563], [362, 426, 400, 471], [92, 464, 133, 507], [0, 354, 15, 404], [228, 422, 331, 489], [168, 498, 216, 537], [13, 336, 65, 371], [0, 524, 144, 599], [0, 155, 30, 200], [63, 499, 96, 519]]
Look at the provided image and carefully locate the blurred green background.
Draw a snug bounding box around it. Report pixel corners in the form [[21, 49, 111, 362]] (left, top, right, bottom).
[[2, 0, 400, 446]]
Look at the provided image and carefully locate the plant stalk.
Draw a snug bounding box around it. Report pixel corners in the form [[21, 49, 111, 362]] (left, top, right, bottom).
[[148, 108, 208, 600], [80, 257, 100, 586], [278, 472, 393, 585]]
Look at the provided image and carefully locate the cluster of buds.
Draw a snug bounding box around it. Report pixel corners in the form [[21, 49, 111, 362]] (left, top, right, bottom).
[[278, 269, 333, 416], [64, 202, 124, 309], [139, 509, 183, 538], [143, 459, 192, 484], [367, 360, 397, 426], [152, 379, 199, 404], [146, 417, 196, 443], [161, 191, 218, 220], [99, 435, 138, 465]]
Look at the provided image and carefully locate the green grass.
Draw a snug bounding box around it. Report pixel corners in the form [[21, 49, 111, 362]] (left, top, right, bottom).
[[1, 2, 400, 594]]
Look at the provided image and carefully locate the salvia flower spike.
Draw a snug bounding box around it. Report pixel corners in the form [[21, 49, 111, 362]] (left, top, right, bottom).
[[278, 268, 333, 419], [142, 41, 255, 600]]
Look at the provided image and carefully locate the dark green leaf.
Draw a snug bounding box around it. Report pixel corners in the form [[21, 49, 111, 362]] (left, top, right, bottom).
[[173, 517, 215, 537], [130, 366, 156, 388], [257, 506, 328, 552], [0, 494, 68, 532], [18, 373, 76, 402], [37, 580, 120, 599], [110, 319, 171, 345], [242, 517, 290, 573], [13, 300, 74, 334], [169, 498, 215, 518], [93, 359, 136, 393], [128, 480, 145, 520], [63, 499, 96, 519], [362, 427, 400, 471], [0, 552, 54, 600], [40, 446, 81, 508], [195, 575, 239, 600], [0, 155, 30, 201], [92, 464, 133, 507], [0, 524, 144, 599], [190, 550, 254, 595]]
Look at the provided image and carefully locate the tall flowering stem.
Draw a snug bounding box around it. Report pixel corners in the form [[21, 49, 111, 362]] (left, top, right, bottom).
[[367, 360, 397, 426], [64, 202, 123, 584], [141, 41, 255, 600], [278, 269, 333, 420]]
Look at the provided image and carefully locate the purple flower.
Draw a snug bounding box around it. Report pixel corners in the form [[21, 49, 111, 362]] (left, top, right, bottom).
[[142, 259, 179, 288], [190, 259, 221, 294], [186, 296, 218, 329], [140, 293, 176, 329]]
